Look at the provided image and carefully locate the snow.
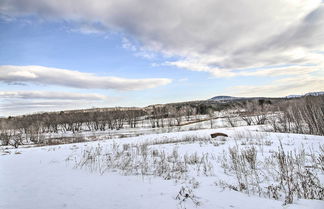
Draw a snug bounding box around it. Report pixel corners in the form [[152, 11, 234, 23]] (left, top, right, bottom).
[[1, 126, 323, 209]]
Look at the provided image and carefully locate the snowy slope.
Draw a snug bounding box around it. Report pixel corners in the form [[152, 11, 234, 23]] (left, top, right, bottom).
[[1, 127, 323, 209]]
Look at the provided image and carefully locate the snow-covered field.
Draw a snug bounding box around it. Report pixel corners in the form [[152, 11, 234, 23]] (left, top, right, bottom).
[[1, 126, 323, 209]]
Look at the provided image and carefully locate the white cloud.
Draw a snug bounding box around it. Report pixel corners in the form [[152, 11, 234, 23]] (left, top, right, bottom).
[[227, 74, 324, 97], [122, 37, 156, 59], [237, 65, 319, 77], [0, 90, 116, 116], [122, 37, 137, 52], [0, 99, 105, 116], [0, 91, 108, 100], [178, 78, 188, 82], [0, 65, 171, 90], [1, 0, 322, 78], [1, 0, 324, 99], [70, 23, 106, 35]]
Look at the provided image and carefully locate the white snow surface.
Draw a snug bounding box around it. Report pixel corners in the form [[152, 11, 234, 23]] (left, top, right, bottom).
[[1, 126, 323, 209]]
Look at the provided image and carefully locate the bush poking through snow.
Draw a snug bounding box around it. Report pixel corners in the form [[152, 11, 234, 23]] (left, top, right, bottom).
[[227, 146, 261, 194], [175, 186, 201, 209], [69, 133, 324, 206], [274, 142, 324, 204], [73, 142, 214, 180], [220, 142, 324, 204]]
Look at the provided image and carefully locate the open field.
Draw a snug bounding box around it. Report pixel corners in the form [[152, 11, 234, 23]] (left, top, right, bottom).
[[1, 95, 323, 208], [1, 125, 323, 209]]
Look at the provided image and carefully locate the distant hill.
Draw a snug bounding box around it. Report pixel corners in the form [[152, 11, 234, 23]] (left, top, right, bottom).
[[286, 95, 301, 99], [209, 91, 324, 101], [208, 95, 264, 101], [286, 91, 324, 98], [209, 96, 239, 101], [305, 91, 324, 96]]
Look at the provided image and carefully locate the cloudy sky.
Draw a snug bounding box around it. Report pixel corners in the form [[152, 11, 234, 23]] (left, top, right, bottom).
[[0, 0, 323, 116]]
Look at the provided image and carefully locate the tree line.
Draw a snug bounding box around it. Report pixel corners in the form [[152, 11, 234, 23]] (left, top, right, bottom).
[[1, 96, 323, 147]]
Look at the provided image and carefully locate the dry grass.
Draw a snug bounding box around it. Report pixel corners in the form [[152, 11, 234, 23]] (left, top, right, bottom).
[[218, 141, 324, 204]]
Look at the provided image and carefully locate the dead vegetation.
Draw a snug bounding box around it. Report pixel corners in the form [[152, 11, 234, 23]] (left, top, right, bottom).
[[68, 130, 324, 205], [70, 137, 215, 180], [74, 144, 214, 179], [268, 96, 324, 136], [218, 141, 324, 204]]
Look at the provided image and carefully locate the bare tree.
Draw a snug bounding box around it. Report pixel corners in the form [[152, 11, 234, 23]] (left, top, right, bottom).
[[207, 108, 214, 128]]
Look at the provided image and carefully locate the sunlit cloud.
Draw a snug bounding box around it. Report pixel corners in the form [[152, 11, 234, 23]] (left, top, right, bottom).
[[0, 65, 172, 90], [0, 91, 108, 100], [227, 75, 324, 97], [1, 0, 322, 77]]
